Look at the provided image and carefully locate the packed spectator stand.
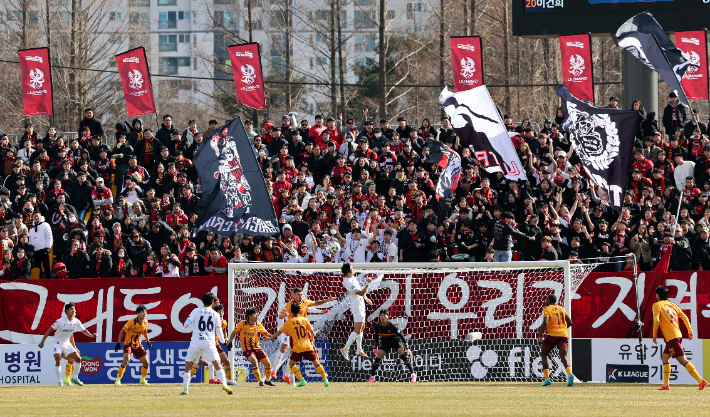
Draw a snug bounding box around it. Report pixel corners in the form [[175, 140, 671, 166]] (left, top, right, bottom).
[[0, 95, 707, 280]]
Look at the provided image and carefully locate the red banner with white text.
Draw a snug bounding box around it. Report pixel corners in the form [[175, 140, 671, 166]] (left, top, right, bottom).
[[115, 47, 157, 117], [17, 48, 53, 116], [0, 276, 227, 344], [559, 34, 594, 103], [676, 30, 709, 101], [451, 36, 484, 92], [228, 43, 266, 110], [3, 271, 709, 344]]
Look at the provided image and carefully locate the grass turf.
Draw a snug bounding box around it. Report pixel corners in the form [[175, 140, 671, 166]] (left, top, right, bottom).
[[0, 381, 708, 416]]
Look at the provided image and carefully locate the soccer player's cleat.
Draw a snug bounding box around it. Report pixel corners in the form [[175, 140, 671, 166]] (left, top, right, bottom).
[[57, 381, 64, 387], [658, 385, 671, 391], [209, 378, 220, 384], [411, 374, 417, 383], [297, 380, 307, 387], [271, 371, 277, 380], [540, 379, 551, 387], [259, 381, 265, 387], [367, 376, 376, 383], [114, 380, 121, 386], [264, 380, 276, 386], [71, 378, 84, 386], [283, 375, 292, 384], [567, 374, 574, 387], [324, 379, 330, 387], [340, 346, 350, 361], [179, 389, 188, 395], [227, 380, 238, 386], [139, 379, 149, 386], [222, 385, 233, 395], [63, 377, 73, 386], [700, 380, 708, 390], [355, 349, 369, 358]]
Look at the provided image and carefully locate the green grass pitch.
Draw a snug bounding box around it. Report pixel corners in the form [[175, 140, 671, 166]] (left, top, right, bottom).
[[1, 382, 708, 416]]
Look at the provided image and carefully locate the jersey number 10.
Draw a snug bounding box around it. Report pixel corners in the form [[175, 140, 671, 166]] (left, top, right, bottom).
[[294, 325, 307, 339], [199, 316, 214, 332]]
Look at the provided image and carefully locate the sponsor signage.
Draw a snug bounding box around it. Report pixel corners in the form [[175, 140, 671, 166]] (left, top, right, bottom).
[[606, 364, 649, 383]]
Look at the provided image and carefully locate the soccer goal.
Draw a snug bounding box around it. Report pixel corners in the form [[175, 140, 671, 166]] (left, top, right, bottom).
[[227, 261, 597, 383]]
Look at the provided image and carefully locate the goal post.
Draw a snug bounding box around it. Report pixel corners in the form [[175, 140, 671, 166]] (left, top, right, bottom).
[[227, 261, 595, 383]]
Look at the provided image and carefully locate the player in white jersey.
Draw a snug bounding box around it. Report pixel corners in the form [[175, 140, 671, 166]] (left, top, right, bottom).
[[340, 263, 373, 360], [180, 292, 233, 396], [38, 302, 97, 386]]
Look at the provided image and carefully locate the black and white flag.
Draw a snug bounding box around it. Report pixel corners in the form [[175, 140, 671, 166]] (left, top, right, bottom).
[[616, 11, 698, 107], [439, 86, 526, 181], [194, 117, 279, 236], [557, 85, 637, 211]]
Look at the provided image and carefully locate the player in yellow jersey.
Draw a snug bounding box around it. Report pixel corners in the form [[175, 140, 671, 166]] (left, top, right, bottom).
[[269, 303, 330, 387], [228, 307, 275, 386], [652, 286, 707, 390], [538, 294, 574, 387], [114, 304, 153, 386], [211, 305, 236, 385], [272, 287, 337, 383]]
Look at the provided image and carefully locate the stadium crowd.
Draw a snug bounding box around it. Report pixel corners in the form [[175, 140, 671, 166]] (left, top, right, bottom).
[[0, 93, 708, 279]]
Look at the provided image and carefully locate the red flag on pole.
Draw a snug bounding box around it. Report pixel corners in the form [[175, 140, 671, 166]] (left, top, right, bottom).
[[450, 36, 484, 92], [559, 34, 594, 103], [115, 47, 157, 117], [676, 30, 709, 101], [17, 48, 53, 116], [228, 43, 266, 110]]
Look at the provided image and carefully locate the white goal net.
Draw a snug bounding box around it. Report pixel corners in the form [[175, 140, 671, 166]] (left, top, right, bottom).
[[227, 261, 596, 383]]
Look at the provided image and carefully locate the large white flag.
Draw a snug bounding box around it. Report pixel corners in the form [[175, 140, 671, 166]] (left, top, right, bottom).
[[439, 86, 527, 181]]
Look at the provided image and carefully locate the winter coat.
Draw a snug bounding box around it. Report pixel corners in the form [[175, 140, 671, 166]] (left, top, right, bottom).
[[78, 117, 105, 138], [63, 251, 91, 278], [156, 123, 180, 149], [28, 217, 53, 251], [128, 238, 153, 266], [89, 250, 113, 278]]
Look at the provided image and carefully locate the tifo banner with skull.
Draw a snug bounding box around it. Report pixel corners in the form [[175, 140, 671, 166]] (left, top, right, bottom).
[[556, 85, 637, 211], [228, 43, 265, 110], [675, 30, 708, 101], [559, 34, 594, 103], [193, 117, 278, 236], [450, 36, 483, 92], [115, 47, 156, 117], [616, 11, 698, 107], [440, 86, 527, 181], [17, 48, 53, 116]]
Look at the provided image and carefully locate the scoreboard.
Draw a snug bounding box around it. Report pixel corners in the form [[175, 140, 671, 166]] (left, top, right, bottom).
[[514, 0, 710, 37]]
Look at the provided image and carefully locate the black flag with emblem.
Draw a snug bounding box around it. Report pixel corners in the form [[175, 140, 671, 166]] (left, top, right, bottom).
[[556, 85, 637, 211], [193, 117, 279, 236], [616, 11, 698, 107]]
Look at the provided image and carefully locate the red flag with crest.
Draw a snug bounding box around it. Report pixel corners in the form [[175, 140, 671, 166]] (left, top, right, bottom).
[[559, 34, 594, 103], [450, 36, 483, 92], [18, 48, 53, 116], [228, 43, 266, 110], [115, 47, 157, 117], [676, 30, 709, 101]]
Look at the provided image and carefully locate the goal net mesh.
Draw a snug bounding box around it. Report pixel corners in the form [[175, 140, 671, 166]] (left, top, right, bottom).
[[230, 263, 596, 383]]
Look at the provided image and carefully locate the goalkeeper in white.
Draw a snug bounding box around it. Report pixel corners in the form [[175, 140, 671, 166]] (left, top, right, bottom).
[[180, 292, 233, 396], [340, 263, 373, 360]]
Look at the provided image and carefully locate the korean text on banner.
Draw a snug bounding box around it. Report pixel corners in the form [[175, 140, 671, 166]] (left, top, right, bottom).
[[115, 47, 157, 117], [450, 37, 484, 92], [559, 34, 594, 103], [17, 48, 53, 116], [228, 43, 266, 110]]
